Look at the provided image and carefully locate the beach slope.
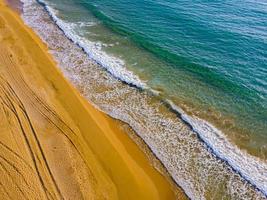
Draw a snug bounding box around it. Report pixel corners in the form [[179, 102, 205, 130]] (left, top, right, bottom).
[[0, 1, 184, 199]]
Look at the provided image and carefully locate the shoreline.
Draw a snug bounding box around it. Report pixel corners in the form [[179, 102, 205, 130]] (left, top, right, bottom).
[[6, 0, 22, 13], [18, 0, 267, 198], [0, 0, 186, 199], [31, 0, 267, 197]]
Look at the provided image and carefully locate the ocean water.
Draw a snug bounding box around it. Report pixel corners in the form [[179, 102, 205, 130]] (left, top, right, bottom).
[[39, 0, 267, 157], [21, 0, 267, 199]]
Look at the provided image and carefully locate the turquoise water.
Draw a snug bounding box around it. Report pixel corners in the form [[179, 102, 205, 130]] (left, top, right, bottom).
[[51, 0, 267, 157], [22, 0, 267, 198]]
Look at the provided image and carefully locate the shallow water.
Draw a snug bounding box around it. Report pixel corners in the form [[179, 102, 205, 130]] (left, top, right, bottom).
[[21, 0, 267, 199], [38, 0, 267, 159]]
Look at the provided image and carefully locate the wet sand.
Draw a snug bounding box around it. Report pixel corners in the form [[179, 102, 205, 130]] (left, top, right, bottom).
[[0, 0, 188, 199]]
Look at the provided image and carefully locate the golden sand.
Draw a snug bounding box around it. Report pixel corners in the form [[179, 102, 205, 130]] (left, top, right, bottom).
[[0, 1, 187, 199]]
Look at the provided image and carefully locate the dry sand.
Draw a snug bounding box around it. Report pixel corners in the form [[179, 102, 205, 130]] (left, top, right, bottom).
[[0, 1, 187, 199]]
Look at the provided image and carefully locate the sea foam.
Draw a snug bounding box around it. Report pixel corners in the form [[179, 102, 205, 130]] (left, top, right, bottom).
[[37, 0, 147, 89], [166, 100, 267, 196]]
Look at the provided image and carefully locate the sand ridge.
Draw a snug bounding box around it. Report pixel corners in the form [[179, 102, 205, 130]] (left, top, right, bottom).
[[0, 1, 185, 199]]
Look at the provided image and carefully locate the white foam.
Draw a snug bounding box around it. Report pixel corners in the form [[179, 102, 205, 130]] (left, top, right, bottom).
[[77, 21, 98, 27], [37, 0, 147, 89], [166, 99, 267, 196]]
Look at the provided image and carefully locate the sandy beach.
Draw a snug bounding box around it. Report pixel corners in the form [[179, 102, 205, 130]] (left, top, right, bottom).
[[0, 1, 187, 199]]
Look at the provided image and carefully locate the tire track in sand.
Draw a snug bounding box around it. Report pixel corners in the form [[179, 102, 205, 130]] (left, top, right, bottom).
[[0, 45, 63, 199]]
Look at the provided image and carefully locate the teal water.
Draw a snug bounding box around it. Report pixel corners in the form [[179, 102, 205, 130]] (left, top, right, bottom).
[[47, 0, 267, 157], [22, 0, 267, 198]]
